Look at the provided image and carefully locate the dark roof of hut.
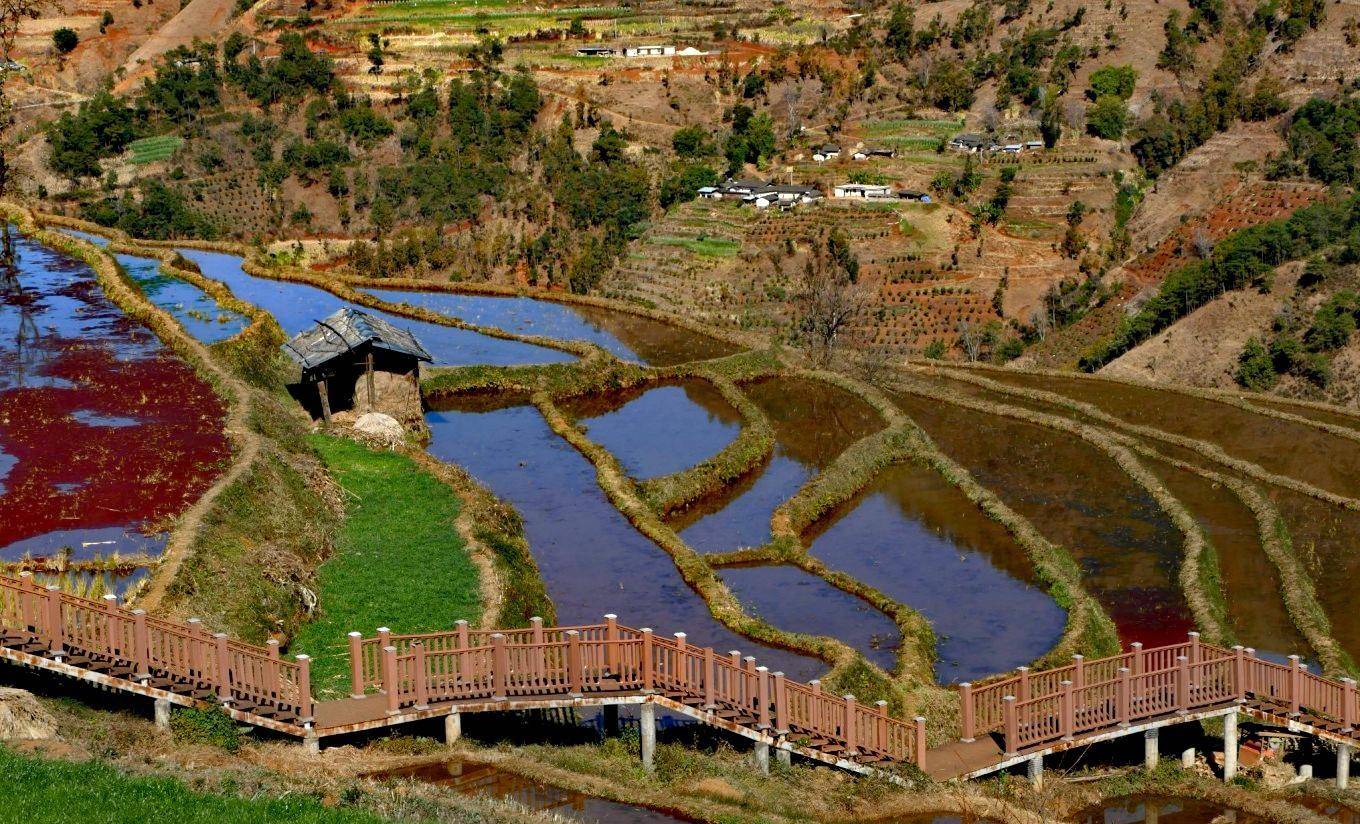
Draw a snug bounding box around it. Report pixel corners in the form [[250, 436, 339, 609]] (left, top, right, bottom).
[[281, 307, 433, 371]]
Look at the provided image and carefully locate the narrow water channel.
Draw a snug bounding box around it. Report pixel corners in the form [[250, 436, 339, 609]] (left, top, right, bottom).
[[0, 232, 228, 593], [1074, 795, 1263, 823]]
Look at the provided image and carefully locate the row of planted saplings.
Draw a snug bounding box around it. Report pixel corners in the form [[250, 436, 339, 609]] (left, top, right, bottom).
[[959, 632, 1360, 755], [0, 571, 313, 722], [345, 615, 926, 764]]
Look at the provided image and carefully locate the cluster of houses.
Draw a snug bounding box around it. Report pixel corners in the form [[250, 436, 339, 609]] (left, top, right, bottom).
[[698, 179, 824, 209], [698, 178, 930, 210], [947, 133, 1046, 154], [574, 44, 710, 58], [811, 144, 898, 162]]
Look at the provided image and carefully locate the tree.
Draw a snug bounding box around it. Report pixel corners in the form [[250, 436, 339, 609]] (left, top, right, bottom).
[[1087, 64, 1136, 100], [885, 2, 915, 60], [659, 163, 717, 207], [366, 32, 384, 75], [1040, 90, 1063, 148], [52, 27, 77, 54], [671, 124, 709, 158], [1086, 94, 1129, 139], [795, 231, 866, 364], [1235, 337, 1277, 390]]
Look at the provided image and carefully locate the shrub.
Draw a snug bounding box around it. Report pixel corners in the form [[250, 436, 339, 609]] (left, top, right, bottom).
[[1087, 64, 1136, 100], [169, 707, 242, 752], [1235, 337, 1277, 390], [1086, 95, 1129, 139], [52, 28, 78, 54]]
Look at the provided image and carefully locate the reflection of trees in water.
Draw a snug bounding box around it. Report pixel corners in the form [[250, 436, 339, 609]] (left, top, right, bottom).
[[0, 224, 41, 384]]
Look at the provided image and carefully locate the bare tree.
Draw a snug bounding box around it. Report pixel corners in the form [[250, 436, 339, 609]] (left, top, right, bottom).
[[1191, 227, 1215, 259], [957, 320, 982, 362], [0, 0, 44, 262], [794, 231, 866, 366]]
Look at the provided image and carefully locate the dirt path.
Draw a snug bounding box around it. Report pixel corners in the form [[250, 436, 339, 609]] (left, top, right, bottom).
[[112, 0, 240, 94]]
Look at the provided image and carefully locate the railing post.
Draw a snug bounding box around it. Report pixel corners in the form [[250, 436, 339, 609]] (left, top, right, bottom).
[[959, 682, 976, 742], [266, 639, 280, 700], [102, 594, 119, 657], [756, 666, 770, 729], [1060, 680, 1074, 740], [187, 617, 204, 678], [1131, 642, 1143, 676], [347, 632, 364, 698], [1289, 655, 1302, 716], [1017, 665, 1030, 702], [214, 633, 231, 702], [412, 642, 429, 710], [842, 695, 857, 754], [454, 620, 468, 649], [914, 716, 927, 767], [703, 647, 716, 709], [567, 630, 583, 697], [730, 651, 744, 702], [604, 614, 618, 675], [1003, 695, 1018, 756], [45, 586, 64, 657], [1117, 667, 1131, 726], [1342, 677, 1357, 733], [640, 629, 654, 693], [1188, 631, 1200, 664], [131, 609, 150, 680], [296, 654, 313, 722], [743, 656, 757, 708], [1232, 645, 1246, 702], [1176, 655, 1190, 713], [530, 616, 544, 680], [673, 632, 688, 691], [1072, 654, 1084, 691], [492, 633, 509, 701], [383, 645, 400, 715], [773, 672, 787, 734], [874, 700, 888, 753]]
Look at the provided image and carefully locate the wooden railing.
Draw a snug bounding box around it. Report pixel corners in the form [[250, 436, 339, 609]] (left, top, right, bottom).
[[349, 618, 927, 766], [0, 573, 312, 722], [959, 633, 1359, 755]]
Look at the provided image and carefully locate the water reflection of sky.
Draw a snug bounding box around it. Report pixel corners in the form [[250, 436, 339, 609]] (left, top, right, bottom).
[[577, 385, 741, 479], [365, 287, 639, 361], [177, 249, 572, 367]]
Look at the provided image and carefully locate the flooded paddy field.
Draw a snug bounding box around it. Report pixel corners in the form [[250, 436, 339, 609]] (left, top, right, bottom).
[[0, 233, 228, 593], [890, 387, 1194, 648]]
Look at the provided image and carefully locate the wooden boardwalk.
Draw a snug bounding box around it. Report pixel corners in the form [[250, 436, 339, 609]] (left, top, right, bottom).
[[2, 571, 1357, 784]]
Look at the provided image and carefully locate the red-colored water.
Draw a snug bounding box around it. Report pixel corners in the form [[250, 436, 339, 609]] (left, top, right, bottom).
[[0, 234, 229, 562]]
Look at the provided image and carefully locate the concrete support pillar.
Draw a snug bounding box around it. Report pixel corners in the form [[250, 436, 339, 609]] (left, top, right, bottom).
[[444, 712, 462, 746], [775, 745, 791, 767], [154, 698, 171, 731], [1181, 747, 1196, 769], [1026, 754, 1043, 789], [304, 734, 320, 756], [1144, 727, 1159, 771], [1299, 763, 1314, 781], [1338, 743, 1352, 790], [1223, 712, 1238, 781], [640, 702, 656, 772], [603, 704, 620, 737], [754, 741, 770, 775]]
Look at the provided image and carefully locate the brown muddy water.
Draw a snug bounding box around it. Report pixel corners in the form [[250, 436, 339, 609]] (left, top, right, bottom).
[[1270, 488, 1360, 666], [984, 371, 1360, 503], [1072, 795, 1264, 823], [891, 385, 1194, 648], [367, 759, 697, 822]]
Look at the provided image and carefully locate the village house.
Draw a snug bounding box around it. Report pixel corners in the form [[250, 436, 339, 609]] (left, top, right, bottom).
[[812, 143, 841, 162], [574, 46, 614, 56], [750, 183, 823, 209], [852, 147, 896, 160], [622, 44, 676, 57], [948, 133, 990, 153], [833, 182, 895, 200], [282, 307, 431, 427]]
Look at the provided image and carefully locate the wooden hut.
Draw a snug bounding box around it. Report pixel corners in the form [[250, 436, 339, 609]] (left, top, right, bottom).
[[282, 307, 432, 423]]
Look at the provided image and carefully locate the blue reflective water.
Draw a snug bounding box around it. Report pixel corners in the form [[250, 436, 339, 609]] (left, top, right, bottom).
[[721, 564, 900, 672], [426, 403, 823, 681], [118, 251, 249, 344], [678, 456, 810, 552], [575, 383, 741, 479], [808, 463, 1068, 684], [0, 448, 14, 496], [70, 410, 140, 427], [366, 287, 638, 360], [175, 249, 572, 367]]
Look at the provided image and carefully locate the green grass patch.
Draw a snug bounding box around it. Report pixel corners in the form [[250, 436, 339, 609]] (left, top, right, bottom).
[[651, 235, 741, 257], [127, 135, 184, 165], [0, 748, 406, 824], [291, 435, 481, 698]]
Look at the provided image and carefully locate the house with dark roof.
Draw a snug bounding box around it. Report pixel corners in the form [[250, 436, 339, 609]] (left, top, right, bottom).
[[282, 307, 432, 423]]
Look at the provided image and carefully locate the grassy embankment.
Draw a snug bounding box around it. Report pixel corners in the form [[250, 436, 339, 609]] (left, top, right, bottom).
[[289, 435, 482, 698], [0, 748, 423, 824]]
